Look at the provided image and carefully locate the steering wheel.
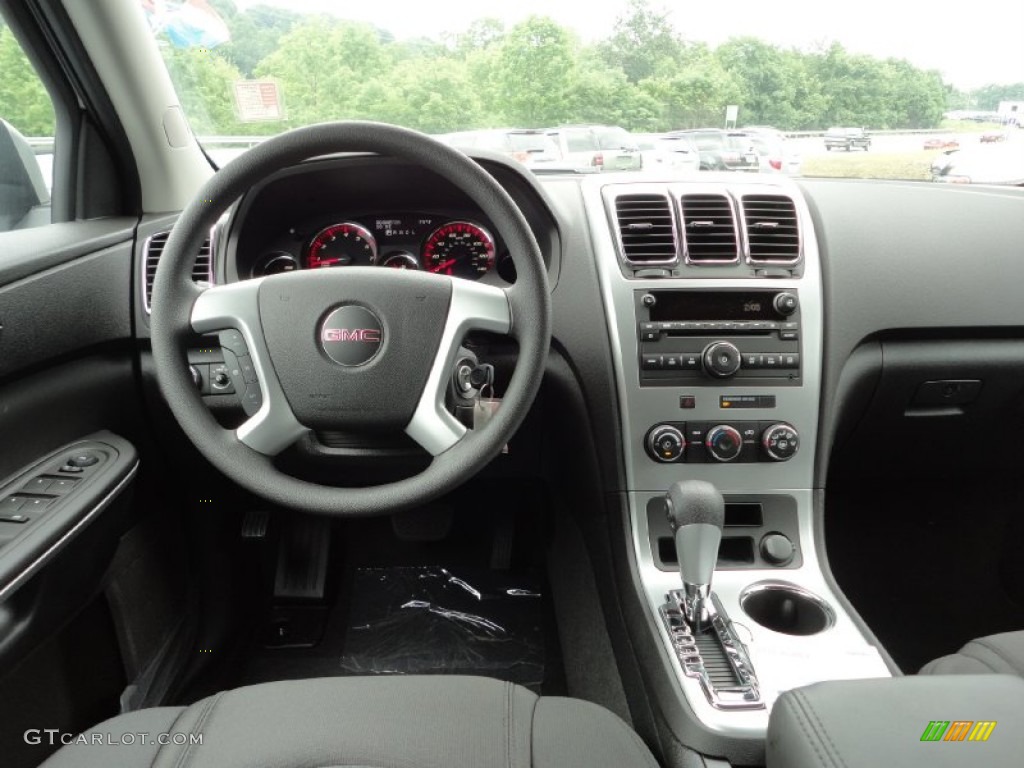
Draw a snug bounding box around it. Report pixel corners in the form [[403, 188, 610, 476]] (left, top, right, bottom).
[[150, 122, 551, 516]]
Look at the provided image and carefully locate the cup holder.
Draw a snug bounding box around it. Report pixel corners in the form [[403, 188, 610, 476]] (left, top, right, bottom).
[[739, 581, 835, 636]]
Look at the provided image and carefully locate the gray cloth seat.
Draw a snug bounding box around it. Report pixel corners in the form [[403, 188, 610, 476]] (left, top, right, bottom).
[[920, 630, 1024, 676], [41, 675, 659, 768]]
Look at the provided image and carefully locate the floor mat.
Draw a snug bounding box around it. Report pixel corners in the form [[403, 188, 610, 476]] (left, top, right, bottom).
[[339, 566, 545, 688]]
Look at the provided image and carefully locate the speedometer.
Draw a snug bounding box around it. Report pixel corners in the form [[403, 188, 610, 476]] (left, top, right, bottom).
[[307, 222, 377, 269], [422, 221, 496, 280]]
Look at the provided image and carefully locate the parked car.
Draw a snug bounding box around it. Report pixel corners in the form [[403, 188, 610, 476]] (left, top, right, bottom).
[[923, 136, 959, 150], [741, 127, 803, 175], [980, 131, 1007, 143], [824, 127, 872, 151], [545, 125, 642, 171], [931, 143, 1024, 185], [634, 133, 700, 173], [670, 129, 761, 171], [435, 128, 562, 167]]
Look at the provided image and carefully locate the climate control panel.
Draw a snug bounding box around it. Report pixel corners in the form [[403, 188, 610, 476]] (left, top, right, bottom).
[[645, 421, 799, 464]]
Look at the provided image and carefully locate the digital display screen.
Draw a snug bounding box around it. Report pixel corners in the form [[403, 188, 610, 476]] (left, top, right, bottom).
[[648, 291, 781, 321]]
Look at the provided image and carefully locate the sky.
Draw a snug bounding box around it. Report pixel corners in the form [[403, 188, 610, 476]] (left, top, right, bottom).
[[233, 0, 1024, 90]]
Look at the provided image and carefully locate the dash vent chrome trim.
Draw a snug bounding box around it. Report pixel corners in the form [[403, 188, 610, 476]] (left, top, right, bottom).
[[612, 192, 679, 266], [739, 193, 801, 265], [143, 228, 215, 314], [679, 193, 741, 264]]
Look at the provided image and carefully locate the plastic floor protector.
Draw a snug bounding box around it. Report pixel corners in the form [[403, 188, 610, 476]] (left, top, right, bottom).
[[340, 566, 545, 687]]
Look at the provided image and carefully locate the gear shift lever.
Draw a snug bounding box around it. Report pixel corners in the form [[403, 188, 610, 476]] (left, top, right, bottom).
[[665, 479, 724, 632]]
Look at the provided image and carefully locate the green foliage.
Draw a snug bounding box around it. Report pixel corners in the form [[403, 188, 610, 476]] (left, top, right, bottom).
[[0, 24, 55, 136], [600, 0, 684, 84], [970, 83, 1024, 111], [254, 18, 389, 128], [9, 0, 1014, 142]]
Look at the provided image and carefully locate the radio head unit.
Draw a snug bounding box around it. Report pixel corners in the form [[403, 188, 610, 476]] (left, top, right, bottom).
[[636, 289, 801, 386]]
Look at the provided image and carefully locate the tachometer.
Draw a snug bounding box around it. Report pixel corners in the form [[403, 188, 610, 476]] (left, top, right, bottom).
[[422, 221, 496, 279], [307, 222, 377, 269]]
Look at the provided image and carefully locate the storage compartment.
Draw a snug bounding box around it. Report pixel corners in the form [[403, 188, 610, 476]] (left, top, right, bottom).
[[740, 581, 834, 636]]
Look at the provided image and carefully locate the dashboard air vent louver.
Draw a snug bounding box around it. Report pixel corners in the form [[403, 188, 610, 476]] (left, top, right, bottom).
[[614, 193, 678, 265], [144, 231, 213, 313], [679, 193, 739, 263], [741, 194, 801, 264]]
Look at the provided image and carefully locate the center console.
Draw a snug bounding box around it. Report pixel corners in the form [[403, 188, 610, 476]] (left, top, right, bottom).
[[582, 175, 890, 757]]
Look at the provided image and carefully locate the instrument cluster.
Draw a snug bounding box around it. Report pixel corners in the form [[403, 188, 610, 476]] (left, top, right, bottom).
[[249, 213, 505, 282]]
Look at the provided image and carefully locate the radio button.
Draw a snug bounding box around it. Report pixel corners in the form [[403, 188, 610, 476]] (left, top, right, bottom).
[[681, 354, 701, 370], [743, 353, 763, 369], [641, 330, 661, 342], [781, 353, 800, 369], [774, 292, 799, 316], [642, 355, 663, 370], [780, 329, 799, 341], [703, 341, 742, 378], [664, 355, 682, 369], [763, 354, 781, 368]]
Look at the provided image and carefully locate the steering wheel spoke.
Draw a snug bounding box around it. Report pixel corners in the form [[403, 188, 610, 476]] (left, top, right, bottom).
[[191, 281, 307, 455], [405, 280, 512, 455]]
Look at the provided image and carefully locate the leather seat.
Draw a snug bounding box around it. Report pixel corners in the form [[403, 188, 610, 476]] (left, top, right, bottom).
[[920, 630, 1024, 676], [41, 676, 659, 768]]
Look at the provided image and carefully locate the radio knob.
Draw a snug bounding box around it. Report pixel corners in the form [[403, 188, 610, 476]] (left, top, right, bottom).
[[702, 341, 742, 378], [774, 292, 799, 317], [646, 425, 686, 463], [762, 423, 799, 461], [705, 425, 743, 462]]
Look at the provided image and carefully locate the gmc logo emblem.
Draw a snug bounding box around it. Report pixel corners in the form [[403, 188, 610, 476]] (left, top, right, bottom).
[[322, 328, 381, 343]]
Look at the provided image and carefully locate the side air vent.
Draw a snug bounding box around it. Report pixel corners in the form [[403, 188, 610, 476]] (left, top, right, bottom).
[[614, 193, 678, 265], [679, 193, 740, 264], [741, 194, 801, 264], [143, 231, 214, 313]]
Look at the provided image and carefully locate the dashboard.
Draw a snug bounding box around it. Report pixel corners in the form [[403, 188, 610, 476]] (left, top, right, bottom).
[[128, 147, 1024, 766]]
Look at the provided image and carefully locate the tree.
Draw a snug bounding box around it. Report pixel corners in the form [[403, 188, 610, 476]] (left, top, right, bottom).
[[0, 23, 55, 136], [160, 44, 250, 135], [601, 0, 683, 84], [254, 19, 390, 127], [489, 17, 577, 126], [371, 58, 483, 133], [210, 2, 300, 77]]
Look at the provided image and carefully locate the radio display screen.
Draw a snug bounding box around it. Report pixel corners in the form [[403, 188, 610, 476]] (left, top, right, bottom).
[[648, 291, 780, 321]]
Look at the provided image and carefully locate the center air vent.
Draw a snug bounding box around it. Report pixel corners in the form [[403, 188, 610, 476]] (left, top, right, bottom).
[[143, 231, 213, 313], [614, 193, 678, 265], [741, 194, 800, 264], [679, 193, 739, 263]]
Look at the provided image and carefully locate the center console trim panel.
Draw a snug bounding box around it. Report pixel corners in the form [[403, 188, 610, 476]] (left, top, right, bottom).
[[583, 174, 890, 741]]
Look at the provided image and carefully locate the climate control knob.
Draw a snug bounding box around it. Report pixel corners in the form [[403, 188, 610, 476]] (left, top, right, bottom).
[[705, 425, 744, 462], [762, 423, 799, 461], [702, 341, 742, 378], [646, 425, 686, 463]]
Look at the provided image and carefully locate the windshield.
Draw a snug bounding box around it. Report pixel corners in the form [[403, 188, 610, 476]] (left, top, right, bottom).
[[147, 0, 1024, 183]]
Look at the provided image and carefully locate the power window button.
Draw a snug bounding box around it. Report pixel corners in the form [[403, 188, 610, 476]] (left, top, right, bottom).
[[49, 478, 80, 495], [2, 496, 27, 512], [24, 477, 53, 493], [20, 497, 53, 512]]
